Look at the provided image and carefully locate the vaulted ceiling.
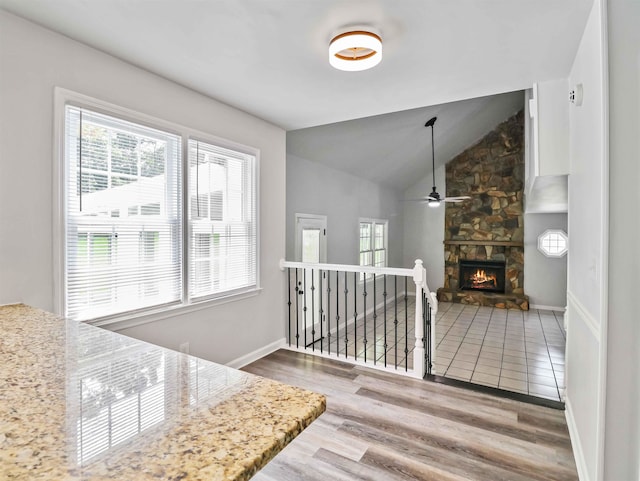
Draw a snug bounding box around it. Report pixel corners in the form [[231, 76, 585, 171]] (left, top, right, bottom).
[[0, 0, 592, 131], [1, 0, 590, 194]]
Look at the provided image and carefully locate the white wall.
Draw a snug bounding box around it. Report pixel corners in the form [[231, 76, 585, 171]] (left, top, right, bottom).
[[564, 1, 608, 480], [402, 165, 446, 293], [604, 0, 640, 479], [286, 154, 404, 268], [0, 11, 286, 365], [523, 213, 568, 309]]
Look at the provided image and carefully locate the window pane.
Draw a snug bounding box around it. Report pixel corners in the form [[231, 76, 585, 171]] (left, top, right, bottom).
[[359, 222, 371, 251], [538, 230, 568, 257], [374, 223, 385, 249], [302, 229, 320, 264], [65, 106, 182, 320], [188, 139, 256, 299]]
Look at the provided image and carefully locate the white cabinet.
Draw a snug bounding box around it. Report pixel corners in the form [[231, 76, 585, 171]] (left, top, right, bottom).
[[525, 79, 569, 213]]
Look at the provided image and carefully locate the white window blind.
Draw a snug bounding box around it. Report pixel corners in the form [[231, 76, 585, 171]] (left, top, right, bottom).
[[188, 139, 257, 300], [64, 106, 182, 320]]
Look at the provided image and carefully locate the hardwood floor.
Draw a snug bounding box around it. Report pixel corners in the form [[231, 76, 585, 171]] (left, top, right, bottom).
[[243, 349, 578, 481]]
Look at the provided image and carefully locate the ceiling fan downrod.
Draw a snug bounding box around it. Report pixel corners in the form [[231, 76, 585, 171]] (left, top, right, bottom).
[[425, 116, 439, 202]]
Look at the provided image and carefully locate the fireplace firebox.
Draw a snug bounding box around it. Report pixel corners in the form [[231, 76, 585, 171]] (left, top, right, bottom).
[[459, 260, 506, 293]]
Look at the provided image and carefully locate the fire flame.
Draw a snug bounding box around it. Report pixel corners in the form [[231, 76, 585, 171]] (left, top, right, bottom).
[[470, 269, 497, 289]]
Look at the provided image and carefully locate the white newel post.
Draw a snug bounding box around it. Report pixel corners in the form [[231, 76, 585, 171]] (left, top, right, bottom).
[[412, 259, 426, 379], [429, 291, 438, 372]]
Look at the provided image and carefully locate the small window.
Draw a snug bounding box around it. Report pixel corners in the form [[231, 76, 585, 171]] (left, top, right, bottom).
[[538, 229, 568, 257], [359, 218, 388, 278]]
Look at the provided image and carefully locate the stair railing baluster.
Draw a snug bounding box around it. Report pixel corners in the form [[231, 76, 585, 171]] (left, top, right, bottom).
[[310, 268, 315, 351], [373, 273, 377, 365], [287, 268, 292, 346], [303, 268, 308, 349], [319, 269, 324, 353], [405, 276, 409, 372], [344, 271, 348, 358], [383, 275, 388, 368], [394, 275, 398, 369], [363, 273, 367, 363], [353, 272, 358, 361], [295, 268, 300, 349]]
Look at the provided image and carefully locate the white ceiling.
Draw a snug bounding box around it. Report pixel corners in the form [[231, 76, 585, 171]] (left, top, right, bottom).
[[288, 90, 525, 190], [0, 0, 592, 131]]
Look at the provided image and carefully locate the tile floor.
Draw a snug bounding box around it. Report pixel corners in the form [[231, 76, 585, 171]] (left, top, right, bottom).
[[434, 302, 566, 402], [311, 298, 566, 402]]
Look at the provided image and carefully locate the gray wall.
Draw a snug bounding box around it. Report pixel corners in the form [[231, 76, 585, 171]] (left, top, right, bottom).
[[402, 165, 446, 293], [523, 213, 568, 308], [286, 154, 404, 267], [0, 11, 287, 366]]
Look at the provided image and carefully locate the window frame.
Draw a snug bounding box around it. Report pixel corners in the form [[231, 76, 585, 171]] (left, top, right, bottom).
[[358, 218, 388, 277], [53, 88, 261, 327], [537, 229, 568, 258]]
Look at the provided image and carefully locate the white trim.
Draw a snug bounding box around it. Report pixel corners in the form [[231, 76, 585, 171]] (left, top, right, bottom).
[[53, 87, 261, 323], [537, 229, 568, 258], [281, 344, 421, 379], [566, 394, 591, 481], [530, 304, 566, 312], [281, 260, 413, 278], [596, 1, 609, 480], [226, 337, 286, 369], [567, 291, 600, 342], [104, 288, 262, 331], [294, 213, 327, 263]]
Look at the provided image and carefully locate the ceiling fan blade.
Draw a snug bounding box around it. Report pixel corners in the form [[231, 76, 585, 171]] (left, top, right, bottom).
[[444, 196, 471, 201], [404, 197, 431, 202]]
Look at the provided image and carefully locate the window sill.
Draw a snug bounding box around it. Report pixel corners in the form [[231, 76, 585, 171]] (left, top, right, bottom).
[[87, 287, 263, 332]]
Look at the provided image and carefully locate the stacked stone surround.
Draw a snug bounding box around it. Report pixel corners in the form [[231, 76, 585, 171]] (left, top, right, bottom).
[[437, 110, 529, 310]]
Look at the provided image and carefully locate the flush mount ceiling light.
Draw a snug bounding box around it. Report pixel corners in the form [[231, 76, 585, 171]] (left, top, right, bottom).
[[329, 30, 382, 71]]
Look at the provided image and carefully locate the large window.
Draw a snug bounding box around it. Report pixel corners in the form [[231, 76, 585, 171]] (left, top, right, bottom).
[[359, 219, 387, 272], [188, 139, 256, 300], [61, 94, 257, 322]]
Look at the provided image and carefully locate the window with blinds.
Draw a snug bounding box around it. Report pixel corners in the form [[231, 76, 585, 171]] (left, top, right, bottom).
[[61, 97, 259, 322], [188, 139, 257, 300], [64, 106, 182, 320]]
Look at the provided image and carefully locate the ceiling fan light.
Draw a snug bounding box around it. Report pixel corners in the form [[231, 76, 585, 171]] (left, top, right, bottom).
[[329, 30, 382, 71], [428, 200, 441, 208]]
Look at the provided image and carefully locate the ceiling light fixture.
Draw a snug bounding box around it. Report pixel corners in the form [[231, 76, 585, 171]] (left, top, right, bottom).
[[329, 30, 382, 71]]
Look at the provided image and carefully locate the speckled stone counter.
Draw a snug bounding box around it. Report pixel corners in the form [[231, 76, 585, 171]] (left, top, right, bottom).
[[0, 304, 325, 480]]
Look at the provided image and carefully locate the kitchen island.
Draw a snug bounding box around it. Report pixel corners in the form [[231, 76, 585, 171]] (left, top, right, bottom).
[[0, 304, 325, 480]]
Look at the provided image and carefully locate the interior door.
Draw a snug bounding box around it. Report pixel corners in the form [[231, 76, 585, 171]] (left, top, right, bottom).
[[295, 214, 327, 347]]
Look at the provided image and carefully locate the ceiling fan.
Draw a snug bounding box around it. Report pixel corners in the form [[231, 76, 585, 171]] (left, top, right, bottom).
[[410, 116, 471, 208]]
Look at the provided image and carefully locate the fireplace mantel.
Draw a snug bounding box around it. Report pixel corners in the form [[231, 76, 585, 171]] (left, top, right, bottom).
[[443, 240, 524, 247]]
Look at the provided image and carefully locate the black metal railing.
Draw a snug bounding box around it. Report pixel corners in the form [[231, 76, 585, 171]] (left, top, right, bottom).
[[283, 262, 429, 375], [423, 290, 433, 376]]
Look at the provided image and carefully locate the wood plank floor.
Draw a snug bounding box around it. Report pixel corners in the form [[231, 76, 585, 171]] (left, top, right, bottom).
[[243, 349, 578, 481]]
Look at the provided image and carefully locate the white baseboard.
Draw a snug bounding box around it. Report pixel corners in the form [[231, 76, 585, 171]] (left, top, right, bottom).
[[226, 337, 286, 369], [530, 303, 566, 312], [565, 395, 590, 481]]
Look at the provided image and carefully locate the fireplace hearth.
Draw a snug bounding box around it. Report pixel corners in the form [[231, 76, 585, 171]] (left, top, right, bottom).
[[459, 260, 506, 293]]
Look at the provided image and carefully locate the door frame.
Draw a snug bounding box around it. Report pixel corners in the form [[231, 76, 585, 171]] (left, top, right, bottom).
[[294, 213, 327, 263]]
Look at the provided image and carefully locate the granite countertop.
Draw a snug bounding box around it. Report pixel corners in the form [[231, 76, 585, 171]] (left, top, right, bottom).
[[0, 304, 325, 480]]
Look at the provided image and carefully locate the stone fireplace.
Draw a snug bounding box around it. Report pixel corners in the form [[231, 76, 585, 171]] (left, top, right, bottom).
[[437, 110, 529, 310]]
